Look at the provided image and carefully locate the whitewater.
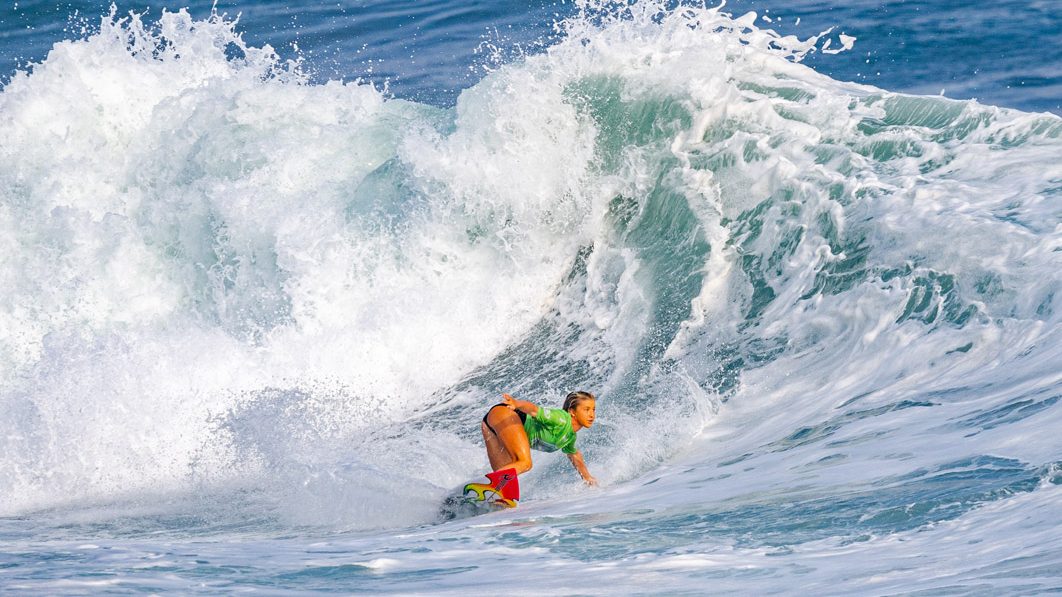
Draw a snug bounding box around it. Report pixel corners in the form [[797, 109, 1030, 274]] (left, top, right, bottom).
[[1, 1, 1060, 594]]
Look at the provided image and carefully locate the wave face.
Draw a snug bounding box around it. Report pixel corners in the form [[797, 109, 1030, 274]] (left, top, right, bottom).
[[1, 3, 1060, 593]]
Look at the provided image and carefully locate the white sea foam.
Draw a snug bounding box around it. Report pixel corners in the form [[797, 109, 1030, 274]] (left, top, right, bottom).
[[0, 7, 601, 518]]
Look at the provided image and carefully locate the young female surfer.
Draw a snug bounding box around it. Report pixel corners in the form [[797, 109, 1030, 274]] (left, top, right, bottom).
[[480, 391, 597, 486]]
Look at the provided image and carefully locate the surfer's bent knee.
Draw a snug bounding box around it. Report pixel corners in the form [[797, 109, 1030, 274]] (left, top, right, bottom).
[[510, 457, 532, 474]]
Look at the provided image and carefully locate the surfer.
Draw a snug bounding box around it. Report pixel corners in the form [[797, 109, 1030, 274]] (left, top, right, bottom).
[[480, 391, 598, 486]]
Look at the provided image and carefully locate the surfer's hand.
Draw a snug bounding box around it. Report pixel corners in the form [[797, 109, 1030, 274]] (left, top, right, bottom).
[[584, 475, 598, 487], [501, 393, 517, 409]]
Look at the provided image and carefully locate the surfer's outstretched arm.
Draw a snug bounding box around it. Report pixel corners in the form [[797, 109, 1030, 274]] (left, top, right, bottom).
[[501, 393, 539, 416], [567, 451, 597, 486]]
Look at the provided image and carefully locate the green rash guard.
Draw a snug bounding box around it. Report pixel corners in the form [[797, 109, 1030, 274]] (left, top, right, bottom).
[[524, 407, 578, 454]]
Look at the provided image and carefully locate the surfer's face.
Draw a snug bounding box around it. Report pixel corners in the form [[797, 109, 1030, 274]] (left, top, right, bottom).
[[570, 399, 596, 429]]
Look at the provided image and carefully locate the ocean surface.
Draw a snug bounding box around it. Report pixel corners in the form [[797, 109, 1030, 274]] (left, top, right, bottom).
[[1, 0, 1060, 594]]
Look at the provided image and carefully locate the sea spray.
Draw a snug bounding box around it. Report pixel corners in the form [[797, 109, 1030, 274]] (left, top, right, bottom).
[[0, 7, 600, 519]]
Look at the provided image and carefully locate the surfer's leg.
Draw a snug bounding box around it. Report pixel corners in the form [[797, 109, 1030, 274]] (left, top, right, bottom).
[[481, 421, 511, 470], [482, 406, 533, 474]]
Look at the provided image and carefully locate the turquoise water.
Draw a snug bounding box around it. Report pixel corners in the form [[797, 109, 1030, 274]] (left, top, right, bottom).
[[1, 1, 1060, 594]]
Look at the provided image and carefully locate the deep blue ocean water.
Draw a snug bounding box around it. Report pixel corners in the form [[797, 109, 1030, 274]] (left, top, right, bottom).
[[3, 0, 1060, 113], [1, 1, 1060, 594]]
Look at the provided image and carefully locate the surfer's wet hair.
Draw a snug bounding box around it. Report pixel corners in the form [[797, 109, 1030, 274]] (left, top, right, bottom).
[[563, 391, 595, 412]]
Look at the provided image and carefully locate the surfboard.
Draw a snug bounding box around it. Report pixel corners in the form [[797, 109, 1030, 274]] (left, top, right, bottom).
[[438, 468, 520, 520]]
